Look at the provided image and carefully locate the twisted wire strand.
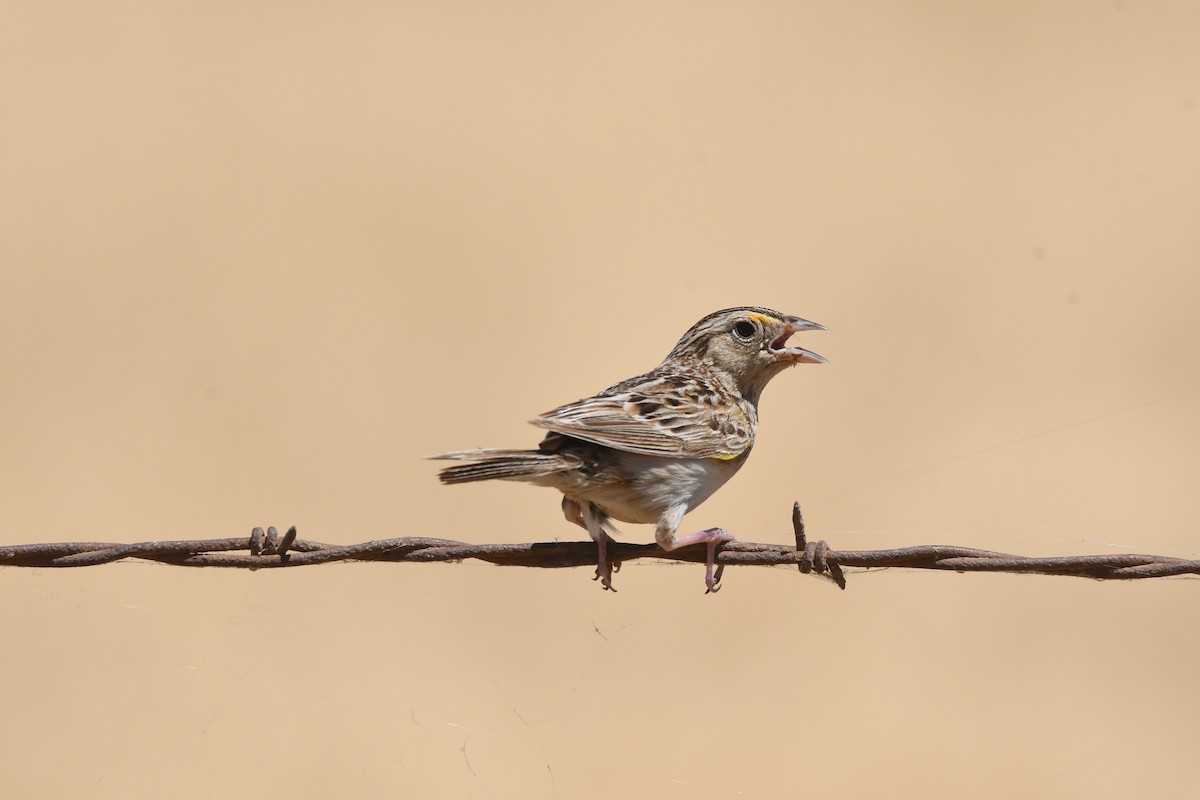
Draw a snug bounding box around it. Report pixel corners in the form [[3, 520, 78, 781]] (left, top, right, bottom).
[[2, 503, 1196, 588]]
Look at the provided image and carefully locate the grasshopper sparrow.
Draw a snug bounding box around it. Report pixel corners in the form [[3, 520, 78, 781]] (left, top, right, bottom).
[[434, 306, 825, 592]]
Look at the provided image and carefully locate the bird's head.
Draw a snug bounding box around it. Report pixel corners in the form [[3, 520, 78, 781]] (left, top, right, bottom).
[[665, 307, 826, 402]]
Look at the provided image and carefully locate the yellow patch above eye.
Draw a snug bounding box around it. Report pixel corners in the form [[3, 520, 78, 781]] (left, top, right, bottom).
[[747, 313, 774, 326]]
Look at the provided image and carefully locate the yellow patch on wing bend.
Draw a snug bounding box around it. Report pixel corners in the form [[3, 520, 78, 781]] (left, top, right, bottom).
[[708, 404, 753, 460]]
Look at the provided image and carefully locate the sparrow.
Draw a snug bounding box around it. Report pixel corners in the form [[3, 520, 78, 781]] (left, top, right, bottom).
[[433, 306, 825, 592]]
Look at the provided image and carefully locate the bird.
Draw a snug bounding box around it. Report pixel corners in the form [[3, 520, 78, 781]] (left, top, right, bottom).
[[432, 306, 826, 593]]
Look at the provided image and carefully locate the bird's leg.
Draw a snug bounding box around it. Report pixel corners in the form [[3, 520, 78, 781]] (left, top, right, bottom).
[[564, 498, 622, 578], [670, 528, 736, 593], [655, 505, 735, 593], [574, 499, 617, 591]]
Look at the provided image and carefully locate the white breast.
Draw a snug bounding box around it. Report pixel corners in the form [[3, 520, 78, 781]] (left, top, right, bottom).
[[571, 454, 747, 525]]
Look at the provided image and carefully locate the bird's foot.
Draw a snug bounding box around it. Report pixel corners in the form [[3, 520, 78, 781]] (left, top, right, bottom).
[[660, 526, 737, 593], [705, 537, 729, 594], [592, 532, 619, 592]]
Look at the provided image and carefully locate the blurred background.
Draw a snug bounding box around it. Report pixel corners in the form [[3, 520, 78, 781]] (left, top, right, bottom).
[[1, 2, 1198, 797]]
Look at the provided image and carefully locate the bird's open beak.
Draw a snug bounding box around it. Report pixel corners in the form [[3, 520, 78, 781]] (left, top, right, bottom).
[[768, 316, 827, 364]]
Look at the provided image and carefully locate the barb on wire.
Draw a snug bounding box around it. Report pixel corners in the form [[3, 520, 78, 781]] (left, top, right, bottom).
[[1, 502, 1196, 587]]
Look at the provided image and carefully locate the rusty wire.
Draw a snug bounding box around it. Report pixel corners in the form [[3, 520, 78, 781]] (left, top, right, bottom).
[[1, 502, 1196, 589]]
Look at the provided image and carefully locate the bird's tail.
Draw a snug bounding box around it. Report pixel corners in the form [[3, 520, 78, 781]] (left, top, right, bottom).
[[429, 449, 579, 485]]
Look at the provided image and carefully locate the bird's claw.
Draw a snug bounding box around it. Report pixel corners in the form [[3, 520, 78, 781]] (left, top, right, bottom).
[[594, 544, 618, 591], [705, 563, 725, 594], [703, 533, 734, 594], [593, 565, 617, 591]]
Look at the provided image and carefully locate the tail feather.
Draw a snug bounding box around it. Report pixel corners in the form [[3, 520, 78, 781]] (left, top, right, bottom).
[[430, 449, 578, 484]]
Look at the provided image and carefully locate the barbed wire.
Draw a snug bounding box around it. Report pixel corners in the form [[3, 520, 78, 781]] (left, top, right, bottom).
[[1, 502, 1196, 589]]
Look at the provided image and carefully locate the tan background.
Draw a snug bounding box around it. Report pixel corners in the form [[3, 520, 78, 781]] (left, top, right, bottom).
[[2, 2, 1198, 798]]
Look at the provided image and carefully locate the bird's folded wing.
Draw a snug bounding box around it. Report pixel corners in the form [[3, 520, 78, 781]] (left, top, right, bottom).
[[530, 392, 752, 460]]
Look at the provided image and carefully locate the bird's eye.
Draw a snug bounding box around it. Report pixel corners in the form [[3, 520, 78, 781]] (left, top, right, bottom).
[[732, 320, 756, 341]]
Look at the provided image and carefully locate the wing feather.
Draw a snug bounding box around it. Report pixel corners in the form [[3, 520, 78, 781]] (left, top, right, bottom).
[[530, 374, 755, 459]]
